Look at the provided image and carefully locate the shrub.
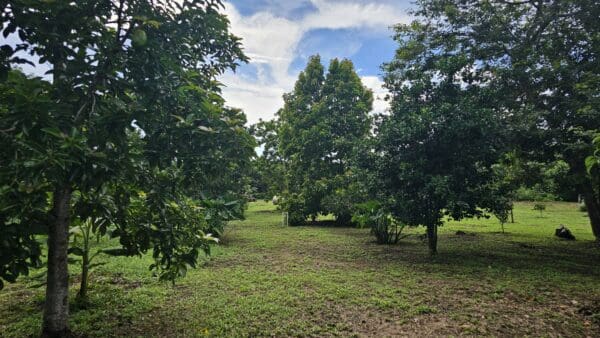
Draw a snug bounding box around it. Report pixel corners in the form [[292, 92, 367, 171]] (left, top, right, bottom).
[[515, 186, 557, 202], [353, 201, 406, 244], [533, 203, 546, 217], [579, 203, 588, 212], [282, 194, 307, 225]]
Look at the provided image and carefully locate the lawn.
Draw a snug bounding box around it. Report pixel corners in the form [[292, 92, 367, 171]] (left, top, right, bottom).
[[1, 201, 599, 337]]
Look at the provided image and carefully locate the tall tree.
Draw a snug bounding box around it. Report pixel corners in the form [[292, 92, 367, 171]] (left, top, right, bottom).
[[278, 56, 373, 224], [0, 1, 248, 335], [376, 51, 507, 254], [391, 0, 600, 241]]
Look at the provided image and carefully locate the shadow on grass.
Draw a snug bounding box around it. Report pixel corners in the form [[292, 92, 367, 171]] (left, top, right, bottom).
[[252, 209, 279, 214], [295, 220, 354, 228], [338, 230, 600, 279]]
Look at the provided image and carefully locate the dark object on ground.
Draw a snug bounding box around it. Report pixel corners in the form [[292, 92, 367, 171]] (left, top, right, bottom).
[[555, 224, 576, 240], [456, 230, 466, 236]]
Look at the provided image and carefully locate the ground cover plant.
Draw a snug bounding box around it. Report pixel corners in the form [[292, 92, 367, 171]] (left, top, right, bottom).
[[1, 201, 598, 337]]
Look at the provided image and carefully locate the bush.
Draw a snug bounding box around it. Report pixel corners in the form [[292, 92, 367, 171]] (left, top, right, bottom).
[[532, 203, 546, 217], [515, 186, 557, 202], [282, 194, 307, 225], [353, 201, 406, 244], [579, 203, 588, 212]]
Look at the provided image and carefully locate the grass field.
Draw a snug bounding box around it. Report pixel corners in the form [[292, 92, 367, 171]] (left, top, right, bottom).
[[1, 201, 599, 337]]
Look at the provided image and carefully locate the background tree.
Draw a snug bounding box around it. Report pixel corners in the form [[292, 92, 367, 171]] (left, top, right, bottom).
[[249, 118, 286, 201], [401, 0, 600, 241], [278, 56, 373, 225], [0, 0, 248, 335]]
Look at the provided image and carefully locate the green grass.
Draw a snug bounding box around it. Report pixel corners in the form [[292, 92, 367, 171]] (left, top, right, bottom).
[[1, 201, 599, 337]]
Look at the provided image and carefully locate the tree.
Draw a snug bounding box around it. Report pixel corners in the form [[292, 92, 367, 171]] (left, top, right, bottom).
[[249, 118, 286, 201], [376, 21, 508, 254], [278, 56, 373, 224], [397, 0, 600, 241], [0, 1, 248, 335]]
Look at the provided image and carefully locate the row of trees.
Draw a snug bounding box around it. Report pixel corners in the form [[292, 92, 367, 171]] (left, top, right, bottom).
[[253, 0, 600, 254], [0, 1, 253, 336]]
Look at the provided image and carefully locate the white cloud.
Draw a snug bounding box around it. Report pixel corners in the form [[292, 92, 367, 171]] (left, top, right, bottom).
[[220, 0, 410, 124], [361, 75, 389, 115], [303, 0, 407, 31]]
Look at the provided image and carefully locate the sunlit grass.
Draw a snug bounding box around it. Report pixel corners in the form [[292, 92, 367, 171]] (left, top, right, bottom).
[[1, 201, 598, 337]]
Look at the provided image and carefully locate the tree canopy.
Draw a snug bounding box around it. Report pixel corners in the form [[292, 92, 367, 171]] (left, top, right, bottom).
[[278, 55, 373, 225]]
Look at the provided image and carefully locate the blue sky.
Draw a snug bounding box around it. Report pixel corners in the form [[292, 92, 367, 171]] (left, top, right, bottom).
[[220, 0, 414, 123]]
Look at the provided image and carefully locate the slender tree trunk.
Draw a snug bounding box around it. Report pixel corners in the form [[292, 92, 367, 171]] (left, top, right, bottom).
[[510, 207, 514, 223], [78, 250, 89, 303], [426, 224, 438, 255], [43, 187, 72, 337], [582, 187, 600, 242], [77, 221, 91, 303]]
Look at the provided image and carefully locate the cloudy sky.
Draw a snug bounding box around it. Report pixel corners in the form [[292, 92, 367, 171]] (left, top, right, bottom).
[[8, 0, 415, 125], [220, 0, 414, 124]]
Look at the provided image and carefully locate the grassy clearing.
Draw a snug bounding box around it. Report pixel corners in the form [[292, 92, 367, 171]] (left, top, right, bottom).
[[1, 201, 599, 337]]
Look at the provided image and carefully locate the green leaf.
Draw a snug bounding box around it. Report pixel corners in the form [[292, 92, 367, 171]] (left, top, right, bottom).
[[585, 155, 597, 174], [101, 248, 129, 256], [68, 247, 85, 256], [40, 127, 64, 139], [131, 29, 147, 47]]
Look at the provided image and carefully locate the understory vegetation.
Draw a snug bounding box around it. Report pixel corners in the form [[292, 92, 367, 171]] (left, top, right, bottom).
[[1, 201, 598, 337]]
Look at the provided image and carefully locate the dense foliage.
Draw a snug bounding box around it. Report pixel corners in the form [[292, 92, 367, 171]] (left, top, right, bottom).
[[375, 41, 508, 253], [0, 0, 250, 335], [278, 56, 373, 225], [394, 0, 600, 240], [0, 0, 598, 335], [369, 0, 600, 252]]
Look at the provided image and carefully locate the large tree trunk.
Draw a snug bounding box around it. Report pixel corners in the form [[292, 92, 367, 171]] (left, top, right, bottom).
[[42, 187, 72, 337], [582, 186, 600, 242], [426, 224, 438, 255]]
